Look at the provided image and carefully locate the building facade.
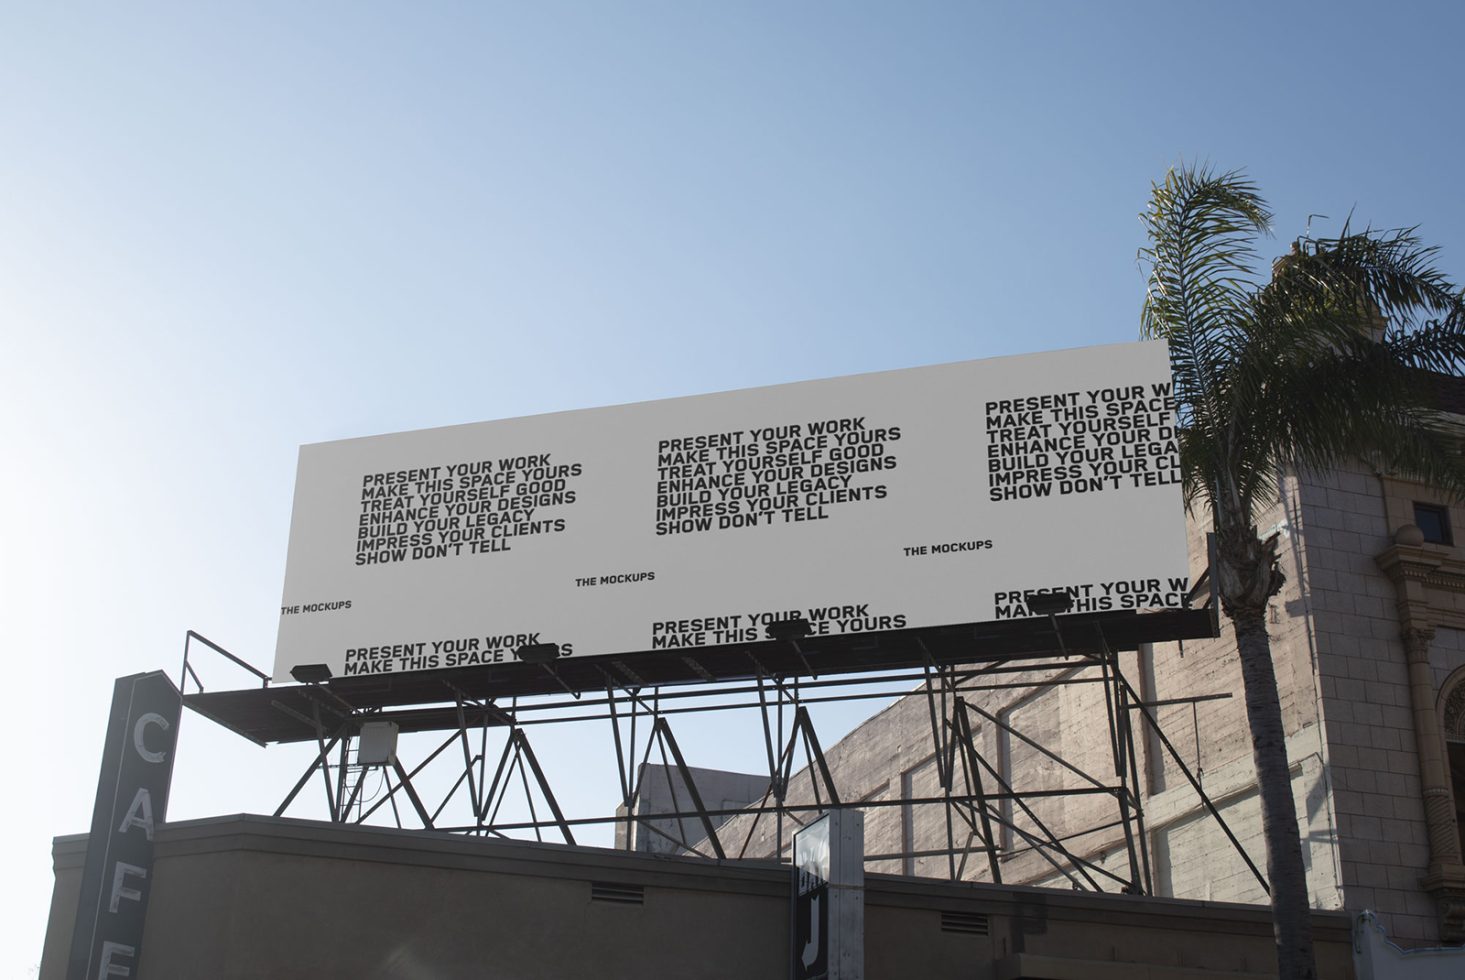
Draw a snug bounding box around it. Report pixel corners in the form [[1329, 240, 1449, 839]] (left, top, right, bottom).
[[690, 460, 1465, 946]]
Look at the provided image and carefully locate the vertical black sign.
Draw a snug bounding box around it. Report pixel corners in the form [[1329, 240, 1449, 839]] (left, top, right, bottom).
[[792, 816, 831, 980], [67, 671, 182, 980]]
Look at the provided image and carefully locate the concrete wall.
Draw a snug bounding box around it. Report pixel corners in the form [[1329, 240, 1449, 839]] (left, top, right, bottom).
[[42, 814, 1357, 979]]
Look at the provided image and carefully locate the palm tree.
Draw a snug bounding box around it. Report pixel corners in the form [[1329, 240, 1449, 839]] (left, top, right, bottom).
[[1138, 164, 1465, 979]]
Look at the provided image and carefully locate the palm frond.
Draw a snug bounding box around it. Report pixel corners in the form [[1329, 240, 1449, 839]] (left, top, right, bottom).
[[1140, 163, 1465, 523], [1293, 228, 1459, 328], [1234, 339, 1465, 502], [1382, 308, 1465, 374], [1138, 164, 1272, 515]]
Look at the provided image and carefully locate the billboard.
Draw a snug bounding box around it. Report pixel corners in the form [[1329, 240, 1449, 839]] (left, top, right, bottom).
[[274, 341, 1188, 682]]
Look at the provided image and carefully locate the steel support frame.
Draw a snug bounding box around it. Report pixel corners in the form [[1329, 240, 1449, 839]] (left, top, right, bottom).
[[255, 643, 1263, 898]]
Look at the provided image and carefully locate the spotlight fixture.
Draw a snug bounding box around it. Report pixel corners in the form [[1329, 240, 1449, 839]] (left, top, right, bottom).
[[290, 663, 333, 684], [515, 642, 561, 664], [765, 617, 818, 678], [765, 617, 813, 642], [1023, 591, 1074, 617]]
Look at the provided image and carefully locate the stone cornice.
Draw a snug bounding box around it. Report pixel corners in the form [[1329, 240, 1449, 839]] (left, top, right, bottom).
[[1376, 543, 1465, 588], [1376, 543, 1465, 631]]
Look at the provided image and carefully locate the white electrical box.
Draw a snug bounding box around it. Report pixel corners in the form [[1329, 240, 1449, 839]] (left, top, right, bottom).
[[358, 721, 399, 765]]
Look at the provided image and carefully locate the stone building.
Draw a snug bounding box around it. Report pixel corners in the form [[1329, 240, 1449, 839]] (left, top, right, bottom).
[[613, 763, 768, 855], [680, 446, 1465, 947]]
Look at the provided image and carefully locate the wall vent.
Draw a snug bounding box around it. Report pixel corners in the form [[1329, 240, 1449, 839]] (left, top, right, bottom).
[[940, 910, 989, 935], [590, 881, 645, 905]]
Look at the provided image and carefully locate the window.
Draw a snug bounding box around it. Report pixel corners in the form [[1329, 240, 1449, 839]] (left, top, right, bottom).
[[1414, 502, 1453, 545]]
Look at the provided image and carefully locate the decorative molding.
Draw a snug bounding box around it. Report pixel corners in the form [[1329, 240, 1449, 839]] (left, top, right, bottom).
[[1376, 544, 1465, 632], [1402, 626, 1439, 663], [1443, 894, 1465, 945], [1421, 867, 1465, 944], [1377, 542, 1465, 940], [1442, 672, 1465, 741]]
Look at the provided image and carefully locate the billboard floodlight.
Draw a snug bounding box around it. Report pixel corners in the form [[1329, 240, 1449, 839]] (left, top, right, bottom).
[[1023, 591, 1074, 617], [290, 663, 333, 684], [516, 643, 561, 664], [766, 617, 818, 679], [766, 618, 813, 642]]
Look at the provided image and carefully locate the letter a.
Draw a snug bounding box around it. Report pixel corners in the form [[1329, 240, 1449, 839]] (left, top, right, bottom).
[[116, 787, 155, 841]]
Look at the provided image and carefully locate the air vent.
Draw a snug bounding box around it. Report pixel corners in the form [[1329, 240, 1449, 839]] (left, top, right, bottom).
[[940, 910, 989, 935], [590, 881, 645, 905]]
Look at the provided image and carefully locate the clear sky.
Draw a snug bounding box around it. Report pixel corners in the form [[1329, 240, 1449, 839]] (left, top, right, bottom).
[[4, 2, 1464, 971]]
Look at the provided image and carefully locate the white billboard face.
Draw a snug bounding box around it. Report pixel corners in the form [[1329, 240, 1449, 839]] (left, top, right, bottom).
[[274, 341, 1188, 681]]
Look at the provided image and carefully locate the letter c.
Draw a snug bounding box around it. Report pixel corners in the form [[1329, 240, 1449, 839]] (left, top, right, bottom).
[[132, 713, 169, 764]]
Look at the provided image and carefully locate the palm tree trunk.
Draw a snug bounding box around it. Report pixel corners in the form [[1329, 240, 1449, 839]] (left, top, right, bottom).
[[1230, 602, 1317, 979]]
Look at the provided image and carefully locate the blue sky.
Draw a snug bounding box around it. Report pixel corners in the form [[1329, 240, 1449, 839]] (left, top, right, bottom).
[[4, 2, 1464, 970]]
